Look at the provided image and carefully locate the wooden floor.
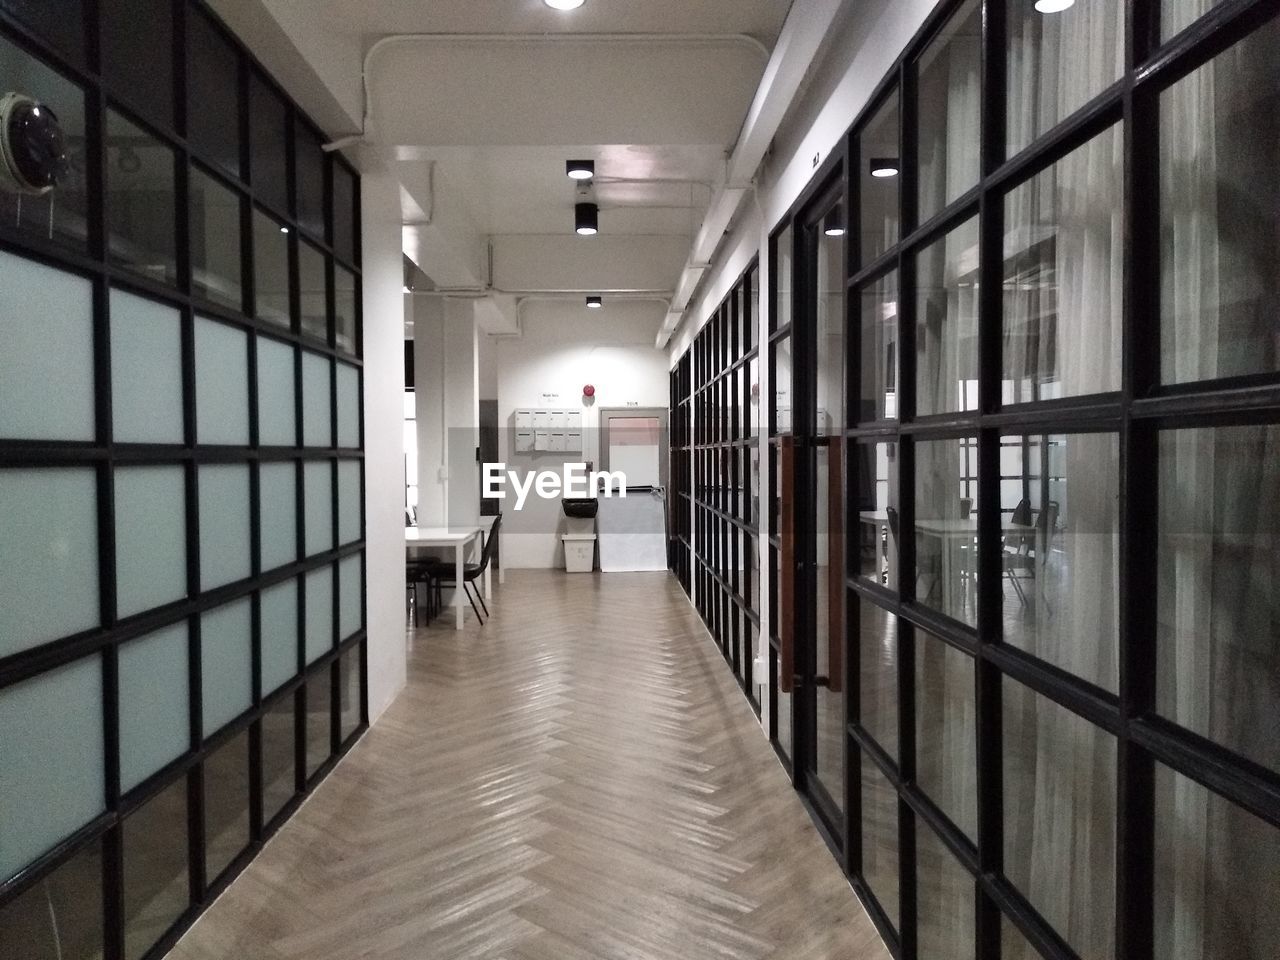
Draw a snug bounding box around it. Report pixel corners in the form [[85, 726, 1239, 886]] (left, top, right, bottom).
[[170, 570, 890, 960]]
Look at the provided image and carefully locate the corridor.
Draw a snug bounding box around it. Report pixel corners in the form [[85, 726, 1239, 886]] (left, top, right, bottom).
[[169, 572, 888, 960]]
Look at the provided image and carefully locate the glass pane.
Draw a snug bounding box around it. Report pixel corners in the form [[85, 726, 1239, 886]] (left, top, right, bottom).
[[772, 224, 792, 332], [295, 126, 325, 238], [339, 643, 362, 741], [118, 622, 189, 792], [999, 433, 1119, 690], [1157, 425, 1280, 774], [298, 241, 328, 342], [106, 111, 176, 285], [332, 162, 356, 264], [261, 693, 296, 824], [261, 578, 299, 694], [859, 270, 898, 423], [187, 10, 240, 178], [337, 459, 361, 545], [203, 730, 250, 883], [339, 554, 361, 639], [859, 598, 899, 761], [189, 168, 242, 311], [200, 598, 252, 735], [858, 91, 900, 267], [122, 778, 187, 960], [917, 818, 975, 960], [1004, 679, 1117, 959], [0, 658, 104, 882], [0, 468, 99, 657], [102, 0, 172, 128], [1003, 125, 1123, 403], [916, 632, 976, 838], [256, 336, 297, 446], [306, 667, 332, 778], [252, 208, 290, 328], [916, 0, 981, 223], [817, 212, 845, 436], [302, 352, 333, 447], [773, 651, 792, 762], [917, 216, 979, 417], [114, 465, 187, 619], [0, 0, 84, 64], [335, 265, 357, 355], [855, 441, 900, 589], [1160, 19, 1280, 384], [194, 316, 249, 446], [248, 73, 289, 215], [771, 337, 792, 435], [303, 461, 333, 557], [1163, 0, 1231, 40], [915, 437, 978, 625], [860, 753, 900, 930], [1154, 764, 1280, 960], [305, 566, 333, 664], [0, 35, 90, 248], [0, 838, 102, 960], [199, 464, 251, 591], [1006, 0, 1123, 154], [111, 289, 183, 444], [259, 460, 298, 573], [336, 363, 360, 448]]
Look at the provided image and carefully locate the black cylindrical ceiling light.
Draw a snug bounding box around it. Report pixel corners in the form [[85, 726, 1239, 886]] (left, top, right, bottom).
[[586, 295, 603, 308], [566, 159, 595, 180], [869, 157, 900, 178], [575, 202, 599, 236], [823, 206, 845, 237]]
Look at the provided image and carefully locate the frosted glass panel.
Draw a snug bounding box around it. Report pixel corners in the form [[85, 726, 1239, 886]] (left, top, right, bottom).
[[260, 579, 299, 693], [199, 464, 251, 590], [336, 362, 359, 448], [0, 468, 100, 658], [0, 251, 94, 440], [201, 599, 252, 734], [0, 658, 105, 882], [337, 459, 361, 545], [303, 460, 333, 556], [115, 466, 187, 618], [259, 461, 297, 572], [305, 566, 333, 664], [301, 352, 332, 447], [111, 289, 183, 444], [339, 553, 361, 638], [119, 622, 190, 792], [257, 336, 297, 446], [194, 316, 249, 445]]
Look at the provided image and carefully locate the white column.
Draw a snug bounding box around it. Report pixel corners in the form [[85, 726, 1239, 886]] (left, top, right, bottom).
[[443, 299, 480, 528], [414, 295, 446, 526]]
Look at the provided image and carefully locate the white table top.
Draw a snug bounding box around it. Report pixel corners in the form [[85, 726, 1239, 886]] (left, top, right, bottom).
[[406, 525, 482, 545]]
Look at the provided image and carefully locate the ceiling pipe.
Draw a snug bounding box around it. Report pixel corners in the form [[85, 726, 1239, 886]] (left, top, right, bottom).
[[323, 32, 770, 151]]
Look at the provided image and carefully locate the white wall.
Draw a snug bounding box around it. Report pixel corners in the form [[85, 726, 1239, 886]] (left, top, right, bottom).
[[413, 295, 446, 525], [496, 301, 669, 568]]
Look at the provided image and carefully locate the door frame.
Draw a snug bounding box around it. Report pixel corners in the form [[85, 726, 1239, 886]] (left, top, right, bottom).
[[597, 407, 670, 493]]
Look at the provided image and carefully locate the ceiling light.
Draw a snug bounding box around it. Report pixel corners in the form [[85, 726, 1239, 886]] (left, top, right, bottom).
[[823, 206, 845, 237], [544, 0, 585, 9], [279, 225, 290, 233], [870, 157, 900, 179], [586, 296, 602, 309], [566, 159, 595, 180], [1034, 0, 1075, 11], [575, 202, 599, 236], [403, 285, 412, 294]]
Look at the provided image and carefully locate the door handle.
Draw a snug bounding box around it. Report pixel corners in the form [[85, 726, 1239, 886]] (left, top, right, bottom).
[[828, 436, 843, 693], [779, 435, 796, 694]]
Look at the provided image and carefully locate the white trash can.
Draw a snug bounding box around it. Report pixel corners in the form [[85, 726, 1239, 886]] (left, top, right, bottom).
[[562, 533, 596, 573]]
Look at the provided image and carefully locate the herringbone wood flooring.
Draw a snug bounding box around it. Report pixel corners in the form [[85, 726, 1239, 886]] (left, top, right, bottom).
[[170, 571, 890, 960]]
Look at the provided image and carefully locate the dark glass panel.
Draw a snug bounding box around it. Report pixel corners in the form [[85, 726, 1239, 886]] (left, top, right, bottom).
[[122, 778, 188, 960], [203, 729, 250, 884], [298, 240, 327, 342], [105, 110, 177, 285], [915, 437, 978, 626], [187, 9, 241, 179], [101, 0, 173, 130], [916, 817, 975, 960], [305, 666, 331, 778], [916, 0, 981, 223], [857, 91, 900, 267], [917, 216, 979, 417], [916, 631, 976, 838], [295, 124, 325, 239], [248, 72, 289, 215], [189, 166, 242, 310], [339, 643, 361, 742], [332, 161, 355, 264], [260, 693, 295, 825], [0, 838, 102, 960], [253, 207, 290, 328], [859, 598, 898, 761], [335, 263, 357, 355], [860, 753, 899, 930], [0, 0, 86, 65], [855, 441, 900, 590]]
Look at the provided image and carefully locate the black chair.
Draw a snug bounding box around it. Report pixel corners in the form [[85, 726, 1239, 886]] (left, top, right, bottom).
[[424, 514, 502, 625], [406, 558, 439, 626]]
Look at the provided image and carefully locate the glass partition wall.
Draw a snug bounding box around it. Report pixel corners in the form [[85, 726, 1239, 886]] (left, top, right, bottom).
[[0, 5, 366, 960], [768, 1, 1280, 959]]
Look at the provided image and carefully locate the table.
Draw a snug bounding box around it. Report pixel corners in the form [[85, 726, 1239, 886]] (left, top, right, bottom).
[[406, 524, 489, 630]]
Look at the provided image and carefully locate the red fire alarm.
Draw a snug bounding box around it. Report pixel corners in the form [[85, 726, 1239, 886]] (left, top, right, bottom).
[[583, 384, 595, 397]]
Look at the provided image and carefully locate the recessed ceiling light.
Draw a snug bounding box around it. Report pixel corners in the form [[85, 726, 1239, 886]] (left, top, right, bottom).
[[279, 225, 290, 233], [824, 206, 845, 237], [1034, 0, 1075, 11], [586, 296, 602, 308], [869, 157, 900, 179], [575, 201, 599, 236], [566, 159, 595, 180], [545, 0, 585, 9]]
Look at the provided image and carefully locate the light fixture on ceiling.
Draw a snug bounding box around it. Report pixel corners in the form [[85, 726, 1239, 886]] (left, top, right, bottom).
[[824, 206, 845, 237], [566, 159, 595, 180], [1033, 0, 1075, 11], [403, 285, 412, 294], [279, 225, 290, 233], [544, 0, 586, 9], [869, 157, 900, 179], [586, 295, 602, 309], [575, 201, 599, 236]]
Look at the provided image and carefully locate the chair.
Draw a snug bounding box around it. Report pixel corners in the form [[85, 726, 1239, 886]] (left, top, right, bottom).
[[424, 514, 502, 625], [406, 558, 439, 626], [1003, 498, 1036, 607]]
